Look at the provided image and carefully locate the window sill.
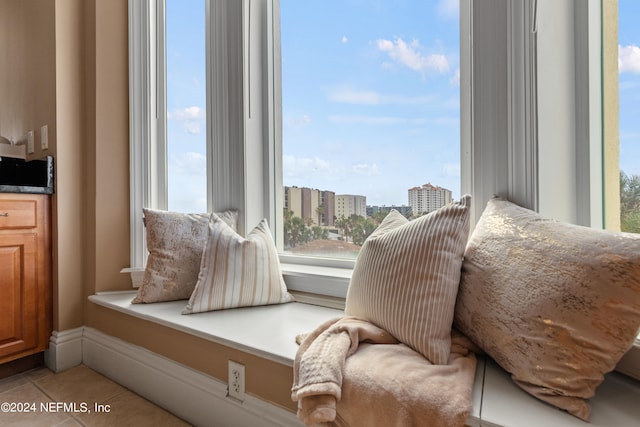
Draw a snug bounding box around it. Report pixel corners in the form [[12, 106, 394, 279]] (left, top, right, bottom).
[[280, 262, 352, 307], [88, 291, 639, 427], [88, 291, 342, 366], [479, 357, 640, 427], [122, 260, 353, 302], [119, 266, 640, 377]]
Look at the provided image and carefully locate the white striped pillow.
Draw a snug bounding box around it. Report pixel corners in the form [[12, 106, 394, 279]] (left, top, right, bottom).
[[183, 214, 294, 314], [345, 195, 471, 364]]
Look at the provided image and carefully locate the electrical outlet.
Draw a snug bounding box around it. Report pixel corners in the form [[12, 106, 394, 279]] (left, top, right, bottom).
[[228, 360, 245, 402]]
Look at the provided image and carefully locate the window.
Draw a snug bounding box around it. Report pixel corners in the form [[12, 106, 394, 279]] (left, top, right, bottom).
[[166, 0, 207, 213], [129, 0, 612, 298], [618, 0, 640, 234], [616, 0, 640, 378], [128, 0, 639, 382], [280, 1, 461, 260]]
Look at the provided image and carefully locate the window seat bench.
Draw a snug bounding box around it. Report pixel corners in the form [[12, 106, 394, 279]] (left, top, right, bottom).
[[89, 291, 340, 366], [88, 291, 640, 427]]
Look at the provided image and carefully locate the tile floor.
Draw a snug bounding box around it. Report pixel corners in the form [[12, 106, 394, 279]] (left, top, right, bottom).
[[0, 364, 191, 426]]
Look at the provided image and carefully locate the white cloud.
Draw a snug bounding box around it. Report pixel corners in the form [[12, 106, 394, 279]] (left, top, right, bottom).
[[434, 116, 459, 126], [328, 89, 382, 105], [449, 68, 460, 86], [376, 37, 449, 74], [168, 106, 206, 134], [283, 155, 331, 177], [169, 151, 207, 176], [169, 106, 205, 120], [342, 36, 348, 44], [619, 44, 640, 74], [328, 115, 427, 126], [327, 87, 434, 106], [441, 162, 461, 178], [437, 0, 459, 20], [352, 163, 380, 176], [287, 114, 313, 127]]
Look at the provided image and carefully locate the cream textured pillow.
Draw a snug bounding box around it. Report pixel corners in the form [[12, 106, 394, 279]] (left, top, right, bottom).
[[132, 209, 238, 304], [345, 195, 471, 365], [454, 198, 640, 421], [183, 214, 294, 314]]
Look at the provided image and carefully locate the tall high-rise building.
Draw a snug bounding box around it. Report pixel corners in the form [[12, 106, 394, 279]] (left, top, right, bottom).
[[335, 194, 367, 219], [284, 186, 335, 226], [408, 183, 452, 216]]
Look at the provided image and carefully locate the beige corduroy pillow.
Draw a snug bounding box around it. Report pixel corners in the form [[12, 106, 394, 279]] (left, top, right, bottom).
[[132, 209, 238, 304], [345, 195, 472, 365], [183, 214, 294, 314], [454, 198, 640, 421]]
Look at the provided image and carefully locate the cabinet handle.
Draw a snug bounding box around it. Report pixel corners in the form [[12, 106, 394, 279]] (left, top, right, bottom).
[[0, 213, 8, 217]]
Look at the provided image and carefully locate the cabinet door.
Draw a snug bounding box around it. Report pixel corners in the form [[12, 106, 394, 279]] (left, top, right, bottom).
[[0, 233, 38, 359]]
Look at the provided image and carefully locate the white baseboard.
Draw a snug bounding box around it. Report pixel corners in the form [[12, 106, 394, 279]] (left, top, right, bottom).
[[44, 327, 84, 372], [80, 327, 302, 427]]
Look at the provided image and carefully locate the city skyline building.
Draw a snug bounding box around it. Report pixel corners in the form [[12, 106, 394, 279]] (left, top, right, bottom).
[[408, 183, 452, 216], [284, 186, 336, 226], [367, 205, 413, 218], [335, 194, 367, 220], [286, 182, 452, 225]]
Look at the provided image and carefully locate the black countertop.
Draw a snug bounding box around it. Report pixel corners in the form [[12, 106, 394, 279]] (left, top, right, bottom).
[[0, 156, 54, 194]]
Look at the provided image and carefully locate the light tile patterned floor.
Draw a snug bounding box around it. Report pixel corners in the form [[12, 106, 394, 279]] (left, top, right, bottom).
[[0, 365, 191, 427]]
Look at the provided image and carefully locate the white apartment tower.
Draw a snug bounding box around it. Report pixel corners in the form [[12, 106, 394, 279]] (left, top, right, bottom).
[[335, 194, 367, 219], [408, 183, 452, 216]]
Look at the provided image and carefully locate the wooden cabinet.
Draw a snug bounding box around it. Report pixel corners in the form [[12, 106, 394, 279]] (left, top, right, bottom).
[[0, 194, 51, 364]]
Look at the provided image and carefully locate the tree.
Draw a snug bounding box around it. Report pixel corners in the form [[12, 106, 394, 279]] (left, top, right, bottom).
[[283, 208, 330, 248], [335, 215, 352, 242], [311, 226, 329, 240], [371, 209, 390, 225], [621, 172, 640, 234], [352, 217, 377, 246], [283, 209, 310, 248], [315, 205, 325, 225]]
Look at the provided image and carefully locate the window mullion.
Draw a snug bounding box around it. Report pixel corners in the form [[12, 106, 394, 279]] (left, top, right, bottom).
[[206, 0, 247, 233], [128, 0, 167, 269], [206, 0, 277, 236], [153, 0, 168, 212]]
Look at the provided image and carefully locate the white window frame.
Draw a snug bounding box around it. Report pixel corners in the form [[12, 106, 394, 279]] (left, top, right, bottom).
[[128, 0, 167, 269], [129, 0, 603, 290], [128, 0, 638, 376], [128, 0, 280, 262]]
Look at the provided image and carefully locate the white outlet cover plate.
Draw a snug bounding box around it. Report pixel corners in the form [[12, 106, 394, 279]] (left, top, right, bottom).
[[40, 125, 48, 150], [27, 130, 35, 154], [228, 360, 245, 401]]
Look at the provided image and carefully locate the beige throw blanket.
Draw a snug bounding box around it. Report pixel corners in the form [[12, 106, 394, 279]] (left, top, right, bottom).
[[292, 316, 477, 427]]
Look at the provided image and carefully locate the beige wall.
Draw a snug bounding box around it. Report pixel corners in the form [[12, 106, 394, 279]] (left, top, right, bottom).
[[1, 0, 294, 411], [53, 0, 131, 331], [53, 0, 86, 332], [0, 0, 56, 160]]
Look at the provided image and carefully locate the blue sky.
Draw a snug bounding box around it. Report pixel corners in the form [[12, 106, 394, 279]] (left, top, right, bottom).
[[281, 0, 460, 206], [164, 0, 640, 212]]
